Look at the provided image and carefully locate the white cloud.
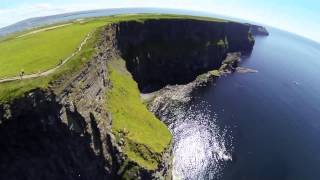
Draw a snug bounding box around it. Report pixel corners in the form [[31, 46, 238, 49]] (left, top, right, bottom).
[[32, 3, 52, 9], [0, 3, 65, 27], [0, 1, 185, 27]]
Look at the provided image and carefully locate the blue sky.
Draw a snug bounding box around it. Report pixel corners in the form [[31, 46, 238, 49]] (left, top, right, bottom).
[[1, 0, 319, 42]]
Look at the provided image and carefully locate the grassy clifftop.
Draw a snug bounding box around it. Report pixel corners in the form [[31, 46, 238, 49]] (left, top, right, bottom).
[[0, 23, 104, 103], [106, 58, 171, 170], [0, 14, 225, 103]]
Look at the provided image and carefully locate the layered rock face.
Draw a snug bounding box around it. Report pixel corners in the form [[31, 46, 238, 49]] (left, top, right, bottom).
[[0, 91, 111, 180], [116, 19, 254, 92]]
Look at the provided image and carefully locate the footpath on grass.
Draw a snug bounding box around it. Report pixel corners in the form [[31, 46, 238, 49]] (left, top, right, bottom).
[[0, 32, 91, 83]]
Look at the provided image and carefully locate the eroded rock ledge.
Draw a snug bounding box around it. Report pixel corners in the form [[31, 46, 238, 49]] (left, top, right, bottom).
[[0, 18, 259, 180]]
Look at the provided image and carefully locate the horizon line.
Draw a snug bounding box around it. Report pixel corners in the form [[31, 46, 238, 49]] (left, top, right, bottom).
[[1, 7, 319, 45]]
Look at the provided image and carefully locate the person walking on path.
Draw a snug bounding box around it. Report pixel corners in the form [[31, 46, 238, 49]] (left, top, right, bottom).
[[19, 69, 25, 79]]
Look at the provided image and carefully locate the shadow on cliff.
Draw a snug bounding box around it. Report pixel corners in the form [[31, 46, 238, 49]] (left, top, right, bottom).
[[0, 90, 111, 180]]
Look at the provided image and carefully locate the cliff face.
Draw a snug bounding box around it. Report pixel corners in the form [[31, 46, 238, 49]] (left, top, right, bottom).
[[0, 90, 112, 180], [116, 19, 254, 92], [0, 18, 257, 180], [0, 26, 122, 180]]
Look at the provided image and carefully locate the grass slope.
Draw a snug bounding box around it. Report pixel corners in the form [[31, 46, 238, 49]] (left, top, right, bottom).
[[106, 58, 171, 170]]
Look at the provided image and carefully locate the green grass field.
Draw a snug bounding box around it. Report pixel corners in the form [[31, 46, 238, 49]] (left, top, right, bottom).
[[106, 58, 171, 170], [0, 20, 106, 78], [0, 23, 104, 103]]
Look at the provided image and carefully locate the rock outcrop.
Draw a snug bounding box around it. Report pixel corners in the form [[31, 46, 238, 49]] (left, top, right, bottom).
[[249, 24, 269, 36], [148, 52, 242, 118]]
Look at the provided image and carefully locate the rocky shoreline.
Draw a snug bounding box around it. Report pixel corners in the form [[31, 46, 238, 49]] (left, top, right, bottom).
[[146, 52, 245, 116]]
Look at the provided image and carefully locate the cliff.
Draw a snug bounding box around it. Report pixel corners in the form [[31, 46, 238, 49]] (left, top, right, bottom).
[[116, 19, 254, 92], [0, 27, 118, 179], [0, 17, 257, 180], [0, 22, 172, 180], [249, 24, 269, 36]]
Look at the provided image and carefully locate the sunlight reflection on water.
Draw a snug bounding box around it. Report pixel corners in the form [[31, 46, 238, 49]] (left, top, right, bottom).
[[165, 102, 232, 180]]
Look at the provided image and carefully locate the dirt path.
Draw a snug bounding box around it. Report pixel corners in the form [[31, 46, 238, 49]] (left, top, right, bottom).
[[16, 23, 73, 38], [0, 32, 91, 83]]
